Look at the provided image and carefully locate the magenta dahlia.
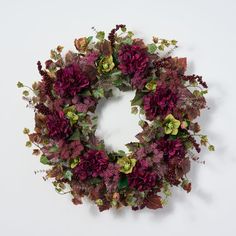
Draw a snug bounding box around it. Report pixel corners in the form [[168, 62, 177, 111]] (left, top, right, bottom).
[[73, 150, 109, 181], [143, 82, 177, 120], [46, 110, 72, 140], [54, 63, 90, 98], [128, 159, 158, 191], [118, 44, 149, 88]]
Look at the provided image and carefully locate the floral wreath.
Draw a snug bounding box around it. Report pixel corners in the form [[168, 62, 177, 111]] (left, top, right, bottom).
[[18, 25, 214, 211]]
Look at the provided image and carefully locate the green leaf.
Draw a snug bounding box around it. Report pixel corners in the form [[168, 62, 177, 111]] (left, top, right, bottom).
[[158, 45, 164, 51], [70, 158, 80, 168], [104, 89, 113, 99], [96, 31, 105, 41], [23, 90, 29, 96], [145, 80, 157, 91], [200, 135, 208, 146], [50, 49, 60, 60], [17, 81, 24, 88], [130, 91, 144, 106], [92, 87, 104, 98], [152, 119, 161, 128], [68, 129, 81, 141], [79, 90, 92, 96], [64, 170, 73, 181], [87, 36, 93, 43], [127, 31, 134, 38], [200, 90, 208, 95], [110, 70, 122, 78], [121, 26, 127, 32], [171, 40, 178, 46], [25, 141, 32, 148], [112, 78, 123, 87], [131, 106, 138, 115], [23, 128, 30, 134], [97, 142, 105, 150], [147, 43, 158, 54], [208, 145, 215, 151], [118, 176, 128, 190], [89, 177, 102, 185], [138, 120, 146, 128], [125, 142, 140, 152], [193, 90, 201, 97], [131, 107, 138, 115], [40, 155, 49, 165], [49, 145, 59, 153], [122, 37, 133, 45], [117, 150, 126, 156]]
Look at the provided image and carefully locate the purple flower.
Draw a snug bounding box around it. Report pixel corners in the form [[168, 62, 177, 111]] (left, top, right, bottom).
[[100, 163, 120, 192], [155, 138, 185, 160], [128, 159, 158, 191], [42, 140, 84, 160], [73, 150, 109, 181], [72, 95, 96, 113], [81, 51, 99, 66], [118, 44, 149, 88], [143, 82, 177, 120], [46, 111, 72, 140], [54, 63, 90, 98], [59, 140, 84, 160]]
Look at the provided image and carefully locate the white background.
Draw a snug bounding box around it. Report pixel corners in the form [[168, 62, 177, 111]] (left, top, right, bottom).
[[0, 0, 235, 235]]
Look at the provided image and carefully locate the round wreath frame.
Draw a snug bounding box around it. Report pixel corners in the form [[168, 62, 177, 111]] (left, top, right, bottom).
[[18, 25, 214, 211]]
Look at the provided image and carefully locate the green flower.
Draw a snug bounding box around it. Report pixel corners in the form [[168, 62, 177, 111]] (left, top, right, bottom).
[[98, 55, 115, 74], [64, 106, 79, 125], [164, 114, 180, 135], [66, 111, 79, 125], [117, 156, 137, 174], [95, 199, 103, 206]]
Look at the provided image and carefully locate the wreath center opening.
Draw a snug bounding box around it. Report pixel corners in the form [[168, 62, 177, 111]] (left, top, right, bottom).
[[95, 89, 142, 152]]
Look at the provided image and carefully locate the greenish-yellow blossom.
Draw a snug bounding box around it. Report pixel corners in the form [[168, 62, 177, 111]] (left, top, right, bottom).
[[164, 114, 180, 135], [98, 55, 115, 73], [66, 111, 79, 125], [117, 156, 137, 174], [95, 199, 103, 206]]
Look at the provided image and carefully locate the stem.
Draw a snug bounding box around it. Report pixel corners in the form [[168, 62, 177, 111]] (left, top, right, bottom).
[[163, 45, 178, 57], [32, 141, 43, 151], [186, 85, 203, 91], [24, 85, 34, 92], [57, 190, 72, 195]]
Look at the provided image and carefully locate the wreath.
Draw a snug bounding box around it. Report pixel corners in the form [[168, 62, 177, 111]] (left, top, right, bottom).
[[18, 25, 214, 211]]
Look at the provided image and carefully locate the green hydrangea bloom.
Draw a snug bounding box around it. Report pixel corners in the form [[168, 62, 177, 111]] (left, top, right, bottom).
[[66, 111, 79, 125], [164, 114, 180, 135], [98, 55, 115, 73], [117, 156, 137, 174]]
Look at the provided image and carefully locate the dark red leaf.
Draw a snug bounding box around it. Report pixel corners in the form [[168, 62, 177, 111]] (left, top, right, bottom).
[[144, 194, 163, 210]]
